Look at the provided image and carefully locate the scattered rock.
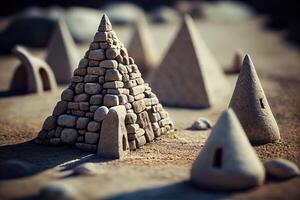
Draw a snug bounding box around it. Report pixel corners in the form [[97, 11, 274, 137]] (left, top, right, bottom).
[[61, 128, 78, 144], [190, 117, 212, 130], [264, 158, 300, 179]]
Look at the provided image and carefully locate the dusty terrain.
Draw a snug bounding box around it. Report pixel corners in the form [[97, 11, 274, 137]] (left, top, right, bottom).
[[0, 15, 299, 199]]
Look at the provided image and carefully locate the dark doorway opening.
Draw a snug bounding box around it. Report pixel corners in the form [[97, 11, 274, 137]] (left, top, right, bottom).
[[213, 147, 223, 168], [39, 68, 51, 91]]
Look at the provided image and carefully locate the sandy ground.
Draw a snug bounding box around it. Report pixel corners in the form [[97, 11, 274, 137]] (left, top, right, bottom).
[[0, 15, 299, 200]]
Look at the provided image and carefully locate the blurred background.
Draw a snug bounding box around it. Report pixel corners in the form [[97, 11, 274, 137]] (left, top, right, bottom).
[[0, 0, 299, 55]]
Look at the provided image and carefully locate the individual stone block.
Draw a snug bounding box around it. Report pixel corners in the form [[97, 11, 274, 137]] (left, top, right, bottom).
[[103, 94, 119, 107], [42, 116, 57, 131], [61, 88, 74, 101], [79, 102, 89, 111], [89, 60, 99, 67], [90, 95, 103, 105], [53, 101, 68, 116], [72, 76, 84, 83], [118, 64, 127, 74], [87, 67, 102, 75], [105, 69, 122, 81], [61, 128, 78, 144], [75, 83, 84, 94], [103, 81, 124, 89], [55, 126, 63, 137], [134, 93, 145, 101], [84, 83, 101, 95], [85, 112, 94, 118], [97, 105, 129, 159], [57, 114, 77, 127], [89, 105, 99, 112], [99, 60, 118, 69], [84, 75, 98, 83], [106, 48, 119, 59], [71, 110, 85, 117], [89, 42, 99, 50], [85, 132, 99, 144], [74, 68, 86, 76], [77, 136, 84, 142], [98, 14, 112, 32], [78, 58, 88, 68], [148, 111, 161, 123], [125, 113, 137, 124], [135, 135, 146, 148], [98, 76, 105, 84], [88, 49, 105, 61], [130, 85, 145, 95], [132, 99, 146, 113], [137, 111, 155, 142], [94, 32, 108, 42], [122, 74, 130, 82], [76, 117, 90, 129], [68, 102, 79, 110], [126, 124, 140, 133], [94, 106, 109, 122], [87, 121, 101, 132], [50, 138, 61, 145], [74, 94, 89, 102], [118, 95, 128, 105]]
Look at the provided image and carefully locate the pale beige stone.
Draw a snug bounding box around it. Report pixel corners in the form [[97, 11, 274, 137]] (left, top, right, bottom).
[[229, 55, 280, 145], [191, 109, 265, 191], [97, 105, 129, 159]]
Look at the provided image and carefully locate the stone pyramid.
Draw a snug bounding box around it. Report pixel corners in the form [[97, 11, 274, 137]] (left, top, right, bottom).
[[225, 49, 243, 74], [46, 20, 80, 84], [127, 18, 159, 76], [36, 14, 174, 154], [229, 55, 280, 145], [191, 109, 265, 191], [148, 15, 230, 108]]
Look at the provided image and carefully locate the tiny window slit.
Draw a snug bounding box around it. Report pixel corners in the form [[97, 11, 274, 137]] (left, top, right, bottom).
[[213, 148, 223, 168], [259, 98, 265, 109]]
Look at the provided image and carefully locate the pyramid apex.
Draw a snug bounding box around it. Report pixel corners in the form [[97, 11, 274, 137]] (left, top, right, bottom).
[[98, 14, 112, 32], [243, 54, 254, 68]]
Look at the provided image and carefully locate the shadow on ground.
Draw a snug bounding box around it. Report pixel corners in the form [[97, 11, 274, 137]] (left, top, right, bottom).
[[0, 140, 111, 180], [106, 181, 230, 200]]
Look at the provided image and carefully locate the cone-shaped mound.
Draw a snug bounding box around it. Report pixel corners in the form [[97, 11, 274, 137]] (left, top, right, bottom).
[[148, 15, 230, 108], [229, 55, 280, 145], [127, 18, 159, 76], [191, 109, 265, 191], [36, 14, 174, 154], [46, 20, 80, 84]]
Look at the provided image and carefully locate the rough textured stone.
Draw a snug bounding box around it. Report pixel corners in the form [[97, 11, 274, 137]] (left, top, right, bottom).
[[78, 58, 88, 68], [84, 83, 101, 95], [125, 113, 137, 124], [98, 105, 129, 158], [94, 106, 109, 122], [50, 138, 60, 145], [85, 132, 99, 144], [87, 121, 101, 132], [137, 111, 154, 142], [88, 49, 105, 60], [53, 101, 68, 116], [130, 85, 145, 95], [132, 99, 146, 113], [79, 102, 89, 111], [89, 95, 102, 105], [84, 75, 98, 82], [190, 117, 212, 130], [61, 88, 74, 101], [61, 128, 78, 144], [105, 69, 122, 81], [57, 114, 77, 127], [99, 60, 118, 69], [103, 94, 119, 107], [76, 117, 90, 129], [74, 93, 89, 102], [264, 159, 300, 179], [94, 32, 108, 42], [42, 116, 57, 131], [191, 109, 265, 191], [75, 83, 84, 94], [68, 102, 79, 110], [106, 48, 119, 59]]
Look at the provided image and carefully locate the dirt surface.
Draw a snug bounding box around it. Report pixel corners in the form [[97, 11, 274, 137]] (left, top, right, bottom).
[[0, 15, 299, 200]]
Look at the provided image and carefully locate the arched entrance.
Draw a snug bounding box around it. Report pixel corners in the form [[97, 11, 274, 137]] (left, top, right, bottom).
[[39, 68, 51, 91]]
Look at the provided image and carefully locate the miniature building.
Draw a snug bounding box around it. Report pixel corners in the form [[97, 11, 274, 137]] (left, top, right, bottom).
[[36, 14, 174, 156], [225, 50, 243, 74], [229, 55, 280, 145], [46, 20, 80, 84], [10, 45, 57, 94], [191, 109, 265, 191], [127, 18, 159, 76], [148, 15, 230, 108]]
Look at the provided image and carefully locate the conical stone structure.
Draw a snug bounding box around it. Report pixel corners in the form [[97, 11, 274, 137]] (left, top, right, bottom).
[[127, 18, 159, 76], [191, 109, 265, 191], [36, 14, 174, 153], [229, 55, 280, 145], [46, 20, 80, 84], [148, 15, 230, 108]]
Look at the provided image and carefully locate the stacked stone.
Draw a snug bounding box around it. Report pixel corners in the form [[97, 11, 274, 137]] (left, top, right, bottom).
[[36, 14, 174, 152]]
